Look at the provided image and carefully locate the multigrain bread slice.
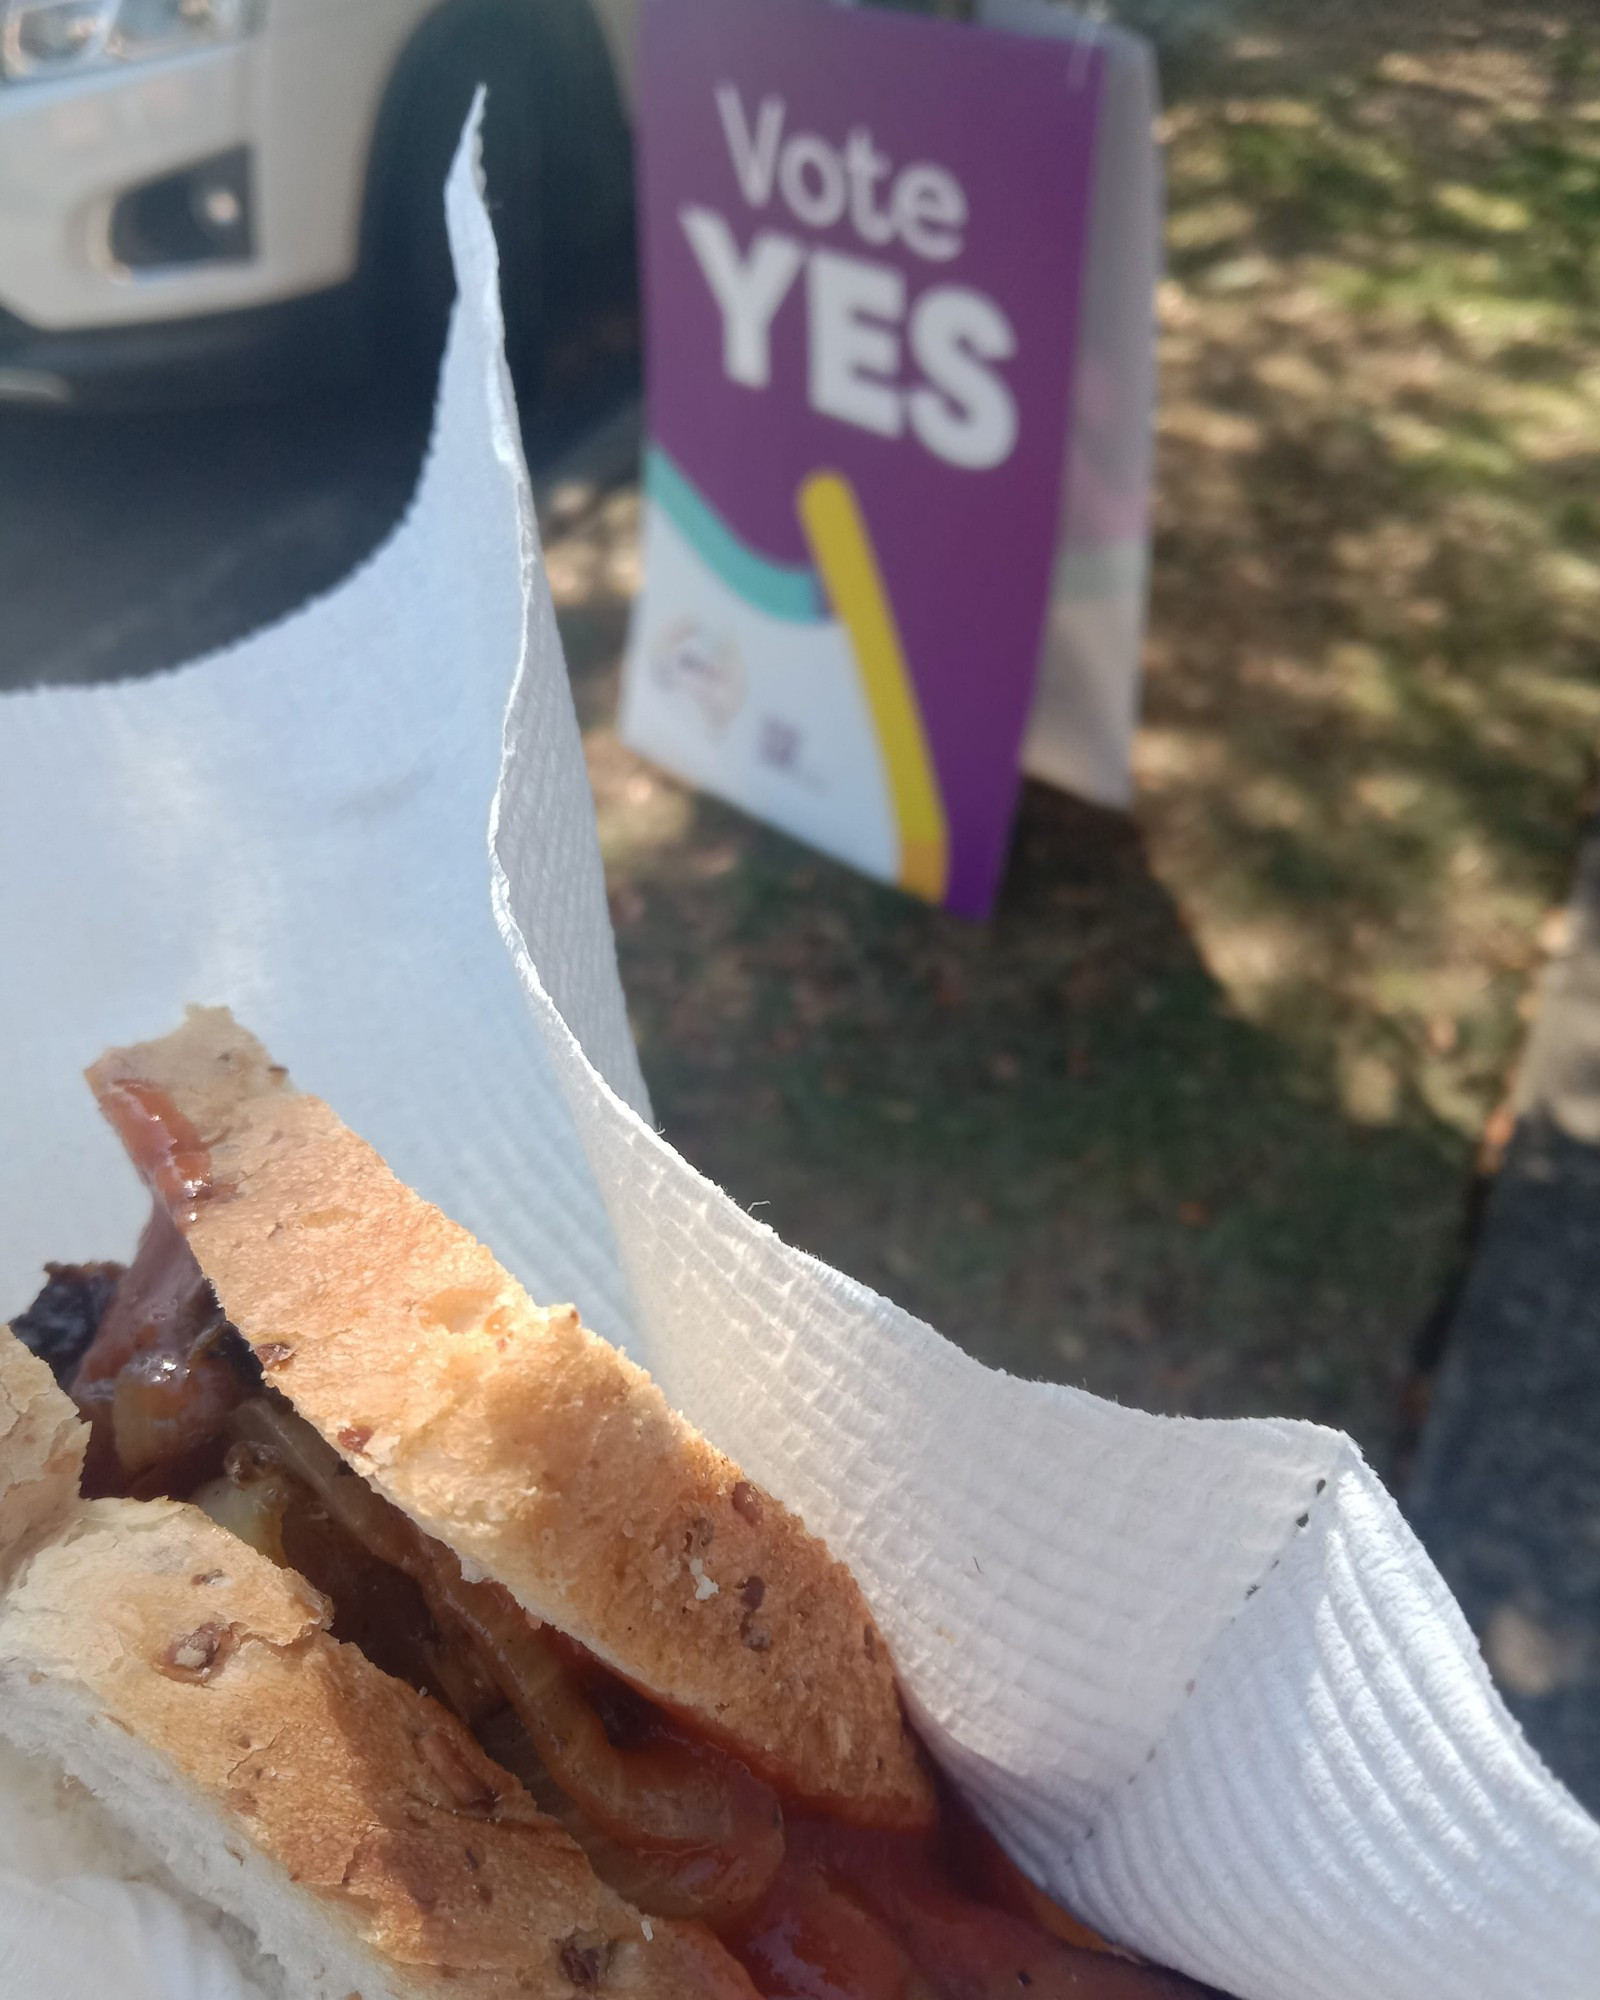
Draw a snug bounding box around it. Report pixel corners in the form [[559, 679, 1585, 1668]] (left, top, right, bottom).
[[0, 1340, 749, 2000], [88, 1007, 932, 1830], [0, 1331, 84, 1579]]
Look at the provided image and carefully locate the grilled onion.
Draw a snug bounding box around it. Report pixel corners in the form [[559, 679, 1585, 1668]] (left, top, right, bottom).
[[229, 1396, 784, 1917]]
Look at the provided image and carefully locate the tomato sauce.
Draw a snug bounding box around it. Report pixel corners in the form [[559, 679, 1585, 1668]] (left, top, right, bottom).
[[88, 1072, 227, 1223], [725, 1813, 1217, 2000]]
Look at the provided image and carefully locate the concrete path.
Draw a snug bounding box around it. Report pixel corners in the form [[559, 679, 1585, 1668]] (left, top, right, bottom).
[[1407, 814, 1600, 1815]]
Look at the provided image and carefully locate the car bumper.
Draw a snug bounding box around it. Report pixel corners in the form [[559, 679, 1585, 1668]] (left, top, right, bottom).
[[0, 282, 367, 409], [0, 1, 436, 357]]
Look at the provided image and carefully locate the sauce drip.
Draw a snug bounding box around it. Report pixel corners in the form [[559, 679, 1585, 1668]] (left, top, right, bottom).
[[89, 1072, 228, 1224]]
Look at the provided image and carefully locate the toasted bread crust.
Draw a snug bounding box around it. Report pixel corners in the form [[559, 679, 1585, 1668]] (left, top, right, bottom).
[[0, 1335, 88, 1578], [88, 1009, 931, 1827], [0, 1472, 748, 1998]]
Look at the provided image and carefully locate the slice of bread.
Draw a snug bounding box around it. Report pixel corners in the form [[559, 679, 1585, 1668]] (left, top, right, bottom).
[[87, 1008, 933, 1830], [0, 1336, 86, 1580], [0, 1347, 754, 2000]]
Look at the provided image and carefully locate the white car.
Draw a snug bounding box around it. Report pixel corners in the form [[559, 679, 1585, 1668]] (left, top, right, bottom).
[[0, 0, 638, 405]]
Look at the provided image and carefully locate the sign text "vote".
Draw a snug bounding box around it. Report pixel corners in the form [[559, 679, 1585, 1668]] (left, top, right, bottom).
[[680, 85, 1019, 471]]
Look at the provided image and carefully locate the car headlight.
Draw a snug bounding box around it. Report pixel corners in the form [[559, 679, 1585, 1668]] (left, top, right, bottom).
[[0, 0, 260, 84]]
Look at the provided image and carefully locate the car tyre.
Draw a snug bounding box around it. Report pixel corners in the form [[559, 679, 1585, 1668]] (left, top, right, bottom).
[[368, 1, 549, 405]]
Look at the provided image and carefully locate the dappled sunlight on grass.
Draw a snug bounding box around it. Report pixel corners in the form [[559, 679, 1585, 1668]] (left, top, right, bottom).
[[1146, 1, 1600, 1153]]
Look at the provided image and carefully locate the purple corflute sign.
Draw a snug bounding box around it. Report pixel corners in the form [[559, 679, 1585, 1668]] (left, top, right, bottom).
[[621, 0, 1104, 918]]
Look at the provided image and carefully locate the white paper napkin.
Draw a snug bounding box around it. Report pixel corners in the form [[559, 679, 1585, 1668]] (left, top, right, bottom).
[[2, 113, 1596, 2000]]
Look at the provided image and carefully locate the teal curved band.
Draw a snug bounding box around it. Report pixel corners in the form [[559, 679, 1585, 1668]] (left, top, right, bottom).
[[645, 446, 825, 624]]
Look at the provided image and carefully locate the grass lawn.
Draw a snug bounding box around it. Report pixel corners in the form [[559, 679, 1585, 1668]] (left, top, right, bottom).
[[548, 0, 1600, 1471]]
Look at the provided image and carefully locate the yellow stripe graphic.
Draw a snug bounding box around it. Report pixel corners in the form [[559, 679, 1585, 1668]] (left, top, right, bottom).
[[797, 470, 950, 904]]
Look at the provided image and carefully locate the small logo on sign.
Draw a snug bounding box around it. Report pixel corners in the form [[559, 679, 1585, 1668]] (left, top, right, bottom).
[[651, 616, 744, 734]]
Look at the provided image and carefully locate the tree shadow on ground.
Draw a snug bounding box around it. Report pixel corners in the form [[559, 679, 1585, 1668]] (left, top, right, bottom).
[[614, 779, 1469, 1462], [1131, 0, 1600, 1174]]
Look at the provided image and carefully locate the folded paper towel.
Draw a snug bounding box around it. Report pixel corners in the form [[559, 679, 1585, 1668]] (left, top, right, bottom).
[[1, 110, 1596, 2000]]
